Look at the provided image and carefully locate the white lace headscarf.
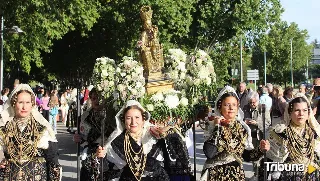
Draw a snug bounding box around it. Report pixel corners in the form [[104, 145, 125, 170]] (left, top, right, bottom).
[[283, 93, 320, 137], [213, 85, 254, 150], [0, 84, 56, 141], [104, 100, 156, 169]]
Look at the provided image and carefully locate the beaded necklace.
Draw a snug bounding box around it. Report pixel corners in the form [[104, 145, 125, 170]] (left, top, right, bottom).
[[287, 122, 315, 169], [124, 131, 147, 181]]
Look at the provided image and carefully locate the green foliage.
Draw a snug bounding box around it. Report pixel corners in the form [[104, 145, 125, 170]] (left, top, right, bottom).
[[1, 0, 101, 75], [190, 0, 283, 48], [251, 22, 312, 85], [3, 0, 283, 87], [309, 64, 320, 79]]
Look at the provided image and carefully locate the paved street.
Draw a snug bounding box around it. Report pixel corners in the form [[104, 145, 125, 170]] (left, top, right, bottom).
[[57, 123, 255, 181], [57, 122, 78, 181]]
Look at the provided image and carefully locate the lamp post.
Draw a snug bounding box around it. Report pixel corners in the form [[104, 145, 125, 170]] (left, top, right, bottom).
[[306, 57, 309, 82], [264, 51, 267, 85], [1, 16, 4, 91], [290, 39, 293, 87], [240, 36, 243, 82], [1, 16, 23, 91]]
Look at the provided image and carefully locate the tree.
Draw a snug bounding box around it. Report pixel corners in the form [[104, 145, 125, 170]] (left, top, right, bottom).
[[3, 0, 283, 87], [189, 0, 283, 49], [1, 0, 101, 87], [251, 21, 313, 86]]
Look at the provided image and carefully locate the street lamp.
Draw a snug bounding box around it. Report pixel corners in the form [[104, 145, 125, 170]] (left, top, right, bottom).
[[290, 39, 293, 87], [1, 16, 24, 91]]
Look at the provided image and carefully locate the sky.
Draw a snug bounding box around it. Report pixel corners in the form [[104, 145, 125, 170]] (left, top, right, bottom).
[[280, 0, 320, 43]]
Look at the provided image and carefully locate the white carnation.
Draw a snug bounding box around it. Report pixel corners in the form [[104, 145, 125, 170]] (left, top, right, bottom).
[[180, 97, 188, 106], [100, 58, 107, 65], [151, 92, 164, 102], [164, 95, 180, 109], [146, 104, 154, 112], [177, 62, 186, 71], [180, 72, 186, 79], [117, 84, 125, 92], [101, 69, 109, 77], [131, 88, 138, 96], [199, 67, 210, 79], [135, 82, 142, 88], [196, 58, 202, 65]]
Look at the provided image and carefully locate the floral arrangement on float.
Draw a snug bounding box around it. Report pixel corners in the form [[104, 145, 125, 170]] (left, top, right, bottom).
[[164, 49, 187, 89], [92, 57, 116, 99], [142, 89, 192, 125], [163, 49, 217, 123], [185, 49, 216, 105], [91, 49, 216, 124], [164, 49, 216, 105], [113, 56, 146, 110]]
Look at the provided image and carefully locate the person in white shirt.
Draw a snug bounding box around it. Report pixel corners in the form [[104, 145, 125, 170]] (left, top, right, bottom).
[[60, 90, 69, 125], [1, 88, 10, 104], [259, 86, 272, 128]]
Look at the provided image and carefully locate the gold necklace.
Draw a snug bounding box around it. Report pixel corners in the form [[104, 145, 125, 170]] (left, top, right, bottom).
[[287, 124, 315, 168], [124, 131, 147, 181], [2, 116, 42, 167], [290, 122, 305, 135], [129, 131, 142, 142]]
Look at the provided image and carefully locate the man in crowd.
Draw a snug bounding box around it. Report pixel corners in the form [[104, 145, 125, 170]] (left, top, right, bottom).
[[243, 91, 265, 180], [299, 84, 306, 94], [236, 82, 250, 110], [259, 86, 272, 126]]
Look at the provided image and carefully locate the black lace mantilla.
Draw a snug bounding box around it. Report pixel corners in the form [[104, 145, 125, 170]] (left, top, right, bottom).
[[80, 109, 119, 181], [161, 131, 192, 176]]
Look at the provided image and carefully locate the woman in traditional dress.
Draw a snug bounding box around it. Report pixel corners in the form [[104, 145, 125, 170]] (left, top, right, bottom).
[[201, 85, 270, 181], [101, 100, 177, 181], [156, 120, 193, 181], [0, 84, 61, 181], [266, 94, 320, 180], [73, 88, 116, 181]]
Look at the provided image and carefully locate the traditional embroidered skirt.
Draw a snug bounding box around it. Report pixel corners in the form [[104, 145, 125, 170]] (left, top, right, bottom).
[[278, 170, 320, 181], [202, 161, 245, 181], [0, 160, 48, 181]]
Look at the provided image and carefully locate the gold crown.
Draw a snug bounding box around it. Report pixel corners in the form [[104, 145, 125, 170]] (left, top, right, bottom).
[[140, 6, 153, 22]]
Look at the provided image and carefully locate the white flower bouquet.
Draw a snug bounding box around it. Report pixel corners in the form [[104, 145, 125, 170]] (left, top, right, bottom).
[[142, 89, 192, 124], [92, 57, 116, 99], [114, 56, 146, 105], [164, 49, 187, 89], [185, 49, 216, 105]]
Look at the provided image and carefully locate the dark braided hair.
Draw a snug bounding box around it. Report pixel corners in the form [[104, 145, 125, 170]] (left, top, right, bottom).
[[120, 105, 149, 123], [216, 92, 239, 110], [10, 90, 36, 107], [288, 97, 310, 115]]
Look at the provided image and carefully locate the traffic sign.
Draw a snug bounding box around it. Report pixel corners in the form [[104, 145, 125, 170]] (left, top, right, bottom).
[[247, 69, 259, 80]]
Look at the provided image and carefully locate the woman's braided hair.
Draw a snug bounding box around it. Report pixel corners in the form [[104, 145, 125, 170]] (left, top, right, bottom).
[[120, 105, 149, 123], [216, 92, 239, 110], [288, 96, 310, 115], [10, 90, 36, 107]]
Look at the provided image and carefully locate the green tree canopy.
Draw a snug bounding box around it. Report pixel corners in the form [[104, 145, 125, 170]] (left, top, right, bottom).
[[3, 0, 283, 88], [251, 22, 312, 86]]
